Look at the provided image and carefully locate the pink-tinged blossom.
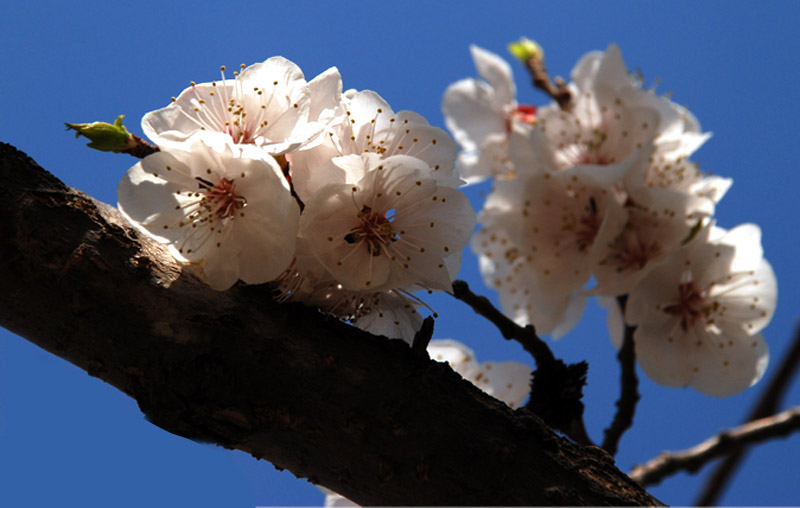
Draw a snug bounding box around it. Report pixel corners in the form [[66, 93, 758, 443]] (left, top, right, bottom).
[[117, 141, 300, 290], [472, 153, 631, 336], [625, 223, 777, 396], [521, 44, 729, 210]]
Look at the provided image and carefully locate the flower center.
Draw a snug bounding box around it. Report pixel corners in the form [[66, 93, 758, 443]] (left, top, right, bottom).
[[218, 68, 261, 145], [579, 130, 614, 165], [612, 228, 662, 271], [663, 279, 708, 331], [224, 109, 257, 145], [345, 205, 396, 256], [196, 177, 247, 222], [182, 64, 277, 146]]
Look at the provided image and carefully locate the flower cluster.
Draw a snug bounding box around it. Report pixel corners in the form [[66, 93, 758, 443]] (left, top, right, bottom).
[[445, 44, 777, 396], [118, 58, 476, 343]]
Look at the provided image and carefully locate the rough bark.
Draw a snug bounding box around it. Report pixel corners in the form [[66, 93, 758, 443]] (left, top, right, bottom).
[[0, 142, 661, 506]]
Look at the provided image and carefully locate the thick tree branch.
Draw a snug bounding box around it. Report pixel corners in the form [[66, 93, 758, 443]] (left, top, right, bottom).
[[630, 406, 800, 487], [0, 143, 661, 506]]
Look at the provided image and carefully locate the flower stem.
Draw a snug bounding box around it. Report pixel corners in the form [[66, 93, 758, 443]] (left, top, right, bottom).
[[450, 280, 593, 446], [450, 280, 553, 366], [601, 295, 641, 456], [522, 57, 572, 111]]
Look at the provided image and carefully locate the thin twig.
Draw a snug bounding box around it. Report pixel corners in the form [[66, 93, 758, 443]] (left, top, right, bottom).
[[127, 134, 159, 158], [450, 280, 554, 367], [601, 296, 640, 456], [450, 280, 594, 446], [695, 322, 800, 505], [631, 406, 800, 487], [523, 58, 572, 111]]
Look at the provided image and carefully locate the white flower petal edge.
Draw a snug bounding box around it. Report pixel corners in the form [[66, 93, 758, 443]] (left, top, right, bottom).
[[443, 78, 506, 158], [142, 56, 320, 156], [625, 223, 776, 396], [275, 243, 426, 344], [428, 339, 532, 408], [470, 44, 516, 106], [442, 45, 534, 183], [319, 487, 359, 507], [598, 296, 626, 349], [307, 66, 344, 128], [117, 142, 300, 290]]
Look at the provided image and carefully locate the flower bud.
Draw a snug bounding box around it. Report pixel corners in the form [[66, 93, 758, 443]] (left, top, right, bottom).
[[507, 37, 544, 65], [65, 115, 136, 153]]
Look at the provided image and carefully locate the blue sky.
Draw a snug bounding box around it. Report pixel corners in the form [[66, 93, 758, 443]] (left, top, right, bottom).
[[1, 1, 799, 506]]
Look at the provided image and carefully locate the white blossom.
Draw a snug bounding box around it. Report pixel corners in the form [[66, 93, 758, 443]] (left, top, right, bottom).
[[427, 339, 532, 408], [298, 153, 475, 293], [471, 225, 588, 338], [142, 57, 327, 157], [471, 153, 631, 335], [527, 44, 729, 207], [590, 181, 714, 296], [290, 89, 460, 202], [117, 141, 300, 290], [464, 43, 740, 338], [625, 223, 777, 396], [442, 45, 537, 183], [279, 81, 467, 342]]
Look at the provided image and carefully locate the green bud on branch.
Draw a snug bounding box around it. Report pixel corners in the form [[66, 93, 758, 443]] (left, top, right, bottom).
[[65, 115, 158, 158], [508, 37, 544, 65]]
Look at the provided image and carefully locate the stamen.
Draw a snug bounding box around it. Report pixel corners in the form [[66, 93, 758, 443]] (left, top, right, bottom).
[[346, 205, 397, 256], [663, 276, 709, 331]]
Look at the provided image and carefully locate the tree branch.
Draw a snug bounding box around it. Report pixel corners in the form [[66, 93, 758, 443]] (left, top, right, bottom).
[[450, 280, 554, 367], [695, 322, 800, 505], [630, 406, 800, 487], [0, 143, 661, 506], [602, 296, 640, 456], [450, 281, 593, 447], [521, 57, 572, 111]]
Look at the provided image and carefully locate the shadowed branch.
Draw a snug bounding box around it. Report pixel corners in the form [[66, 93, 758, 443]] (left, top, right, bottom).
[[0, 142, 660, 506]]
